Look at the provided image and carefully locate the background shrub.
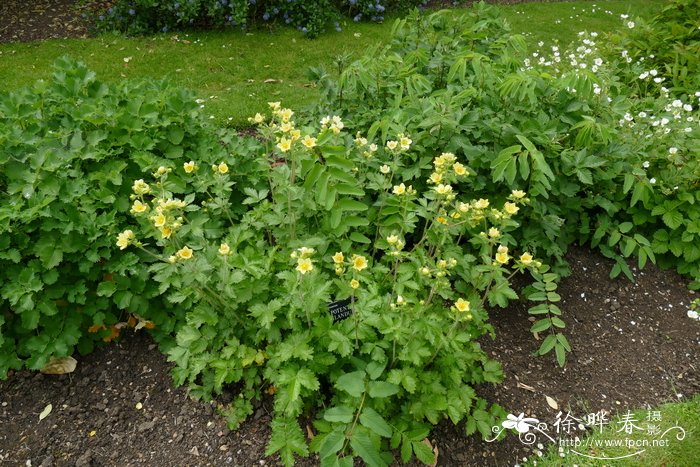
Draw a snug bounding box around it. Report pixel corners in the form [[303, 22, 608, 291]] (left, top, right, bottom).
[[0, 57, 253, 377], [96, 0, 428, 37]]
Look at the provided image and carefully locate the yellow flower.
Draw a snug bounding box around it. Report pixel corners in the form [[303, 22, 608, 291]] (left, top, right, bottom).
[[183, 161, 196, 173], [116, 230, 134, 250], [437, 259, 448, 269], [253, 113, 265, 124], [131, 200, 148, 214], [393, 183, 406, 195], [218, 162, 229, 174], [386, 235, 399, 245], [399, 135, 412, 151], [458, 202, 470, 213], [504, 202, 519, 215], [429, 172, 442, 184], [152, 213, 166, 228], [160, 226, 173, 239], [268, 101, 281, 110], [298, 247, 315, 258], [520, 252, 534, 265], [277, 108, 294, 122], [350, 279, 360, 289], [277, 138, 292, 152], [280, 122, 293, 133], [369, 143, 378, 152], [334, 266, 344, 275], [379, 165, 391, 174], [495, 252, 509, 264], [474, 198, 490, 209], [511, 189, 526, 199], [497, 245, 509, 254], [386, 140, 398, 151], [219, 243, 231, 255], [301, 135, 317, 149], [453, 162, 468, 176], [290, 129, 301, 141], [436, 216, 448, 225], [132, 179, 150, 195], [352, 255, 368, 271], [488, 227, 501, 238], [296, 258, 314, 274], [177, 246, 194, 260], [332, 252, 345, 264], [454, 298, 470, 312], [434, 184, 453, 196]]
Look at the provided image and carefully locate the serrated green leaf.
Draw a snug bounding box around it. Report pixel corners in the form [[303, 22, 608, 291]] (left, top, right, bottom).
[[336, 371, 366, 397], [324, 406, 354, 423], [412, 440, 436, 465], [350, 430, 387, 467], [368, 381, 399, 398], [360, 407, 392, 438]]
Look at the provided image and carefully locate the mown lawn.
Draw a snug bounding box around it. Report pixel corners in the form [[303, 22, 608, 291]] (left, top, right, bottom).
[[0, 1, 668, 126]]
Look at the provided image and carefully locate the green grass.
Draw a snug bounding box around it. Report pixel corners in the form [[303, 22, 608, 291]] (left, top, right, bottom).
[[0, 1, 669, 126], [524, 396, 700, 466]]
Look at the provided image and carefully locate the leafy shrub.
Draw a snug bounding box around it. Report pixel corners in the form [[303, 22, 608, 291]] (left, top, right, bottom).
[[310, 4, 699, 363], [0, 57, 251, 377], [95, 0, 428, 37], [606, 0, 700, 96], [115, 102, 569, 465]]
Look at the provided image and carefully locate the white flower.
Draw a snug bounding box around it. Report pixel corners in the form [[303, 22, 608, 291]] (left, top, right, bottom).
[[683, 104, 693, 112], [649, 69, 658, 76], [669, 147, 678, 155], [650, 178, 657, 184], [688, 310, 699, 319], [627, 21, 635, 28], [643, 161, 650, 168]]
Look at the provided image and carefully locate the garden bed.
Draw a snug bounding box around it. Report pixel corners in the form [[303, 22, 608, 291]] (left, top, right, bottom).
[[1, 246, 697, 466]]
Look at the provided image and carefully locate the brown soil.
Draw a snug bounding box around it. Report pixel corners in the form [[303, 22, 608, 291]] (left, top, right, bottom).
[[1, 246, 698, 466]]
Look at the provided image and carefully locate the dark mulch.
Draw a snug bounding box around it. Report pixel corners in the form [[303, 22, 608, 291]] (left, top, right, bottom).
[[1, 246, 698, 466]]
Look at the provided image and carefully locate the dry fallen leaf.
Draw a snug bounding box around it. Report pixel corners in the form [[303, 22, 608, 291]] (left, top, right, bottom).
[[39, 404, 52, 421], [263, 79, 280, 84], [305, 424, 315, 440], [40, 356, 77, 375], [516, 381, 536, 392], [545, 395, 559, 411]]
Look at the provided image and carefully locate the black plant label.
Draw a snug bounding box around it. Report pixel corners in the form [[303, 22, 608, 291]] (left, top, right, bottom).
[[328, 298, 353, 323]]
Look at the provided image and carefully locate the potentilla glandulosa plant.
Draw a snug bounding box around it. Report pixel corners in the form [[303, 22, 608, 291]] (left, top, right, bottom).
[[118, 104, 559, 466]]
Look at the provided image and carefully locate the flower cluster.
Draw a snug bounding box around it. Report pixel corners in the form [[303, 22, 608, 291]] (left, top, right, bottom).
[[332, 251, 369, 288]]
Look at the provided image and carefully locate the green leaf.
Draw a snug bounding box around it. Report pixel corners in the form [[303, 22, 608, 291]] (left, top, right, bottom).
[[337, 199, 368, 212], [336, 371, 366, 397], [662, 210, 684, 229], [324, 406, 355, 424], [555, 344, 566, 367], [265, 418, 309, 467], [349, 232, 372, 244], [349, 430, 387, 467], [538, 334, 557, 355], [318, 428, 347, 460], [360, 407, 392, 438], [530, 319, 551, 333], [97, 281, 117, 297], [368, 381, 399, 398], [412, 440, 436, 465]]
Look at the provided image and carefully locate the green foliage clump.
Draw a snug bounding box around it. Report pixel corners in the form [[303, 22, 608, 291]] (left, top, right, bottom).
[[115, 102, 564, 465], [0, 57, 247, 377]]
